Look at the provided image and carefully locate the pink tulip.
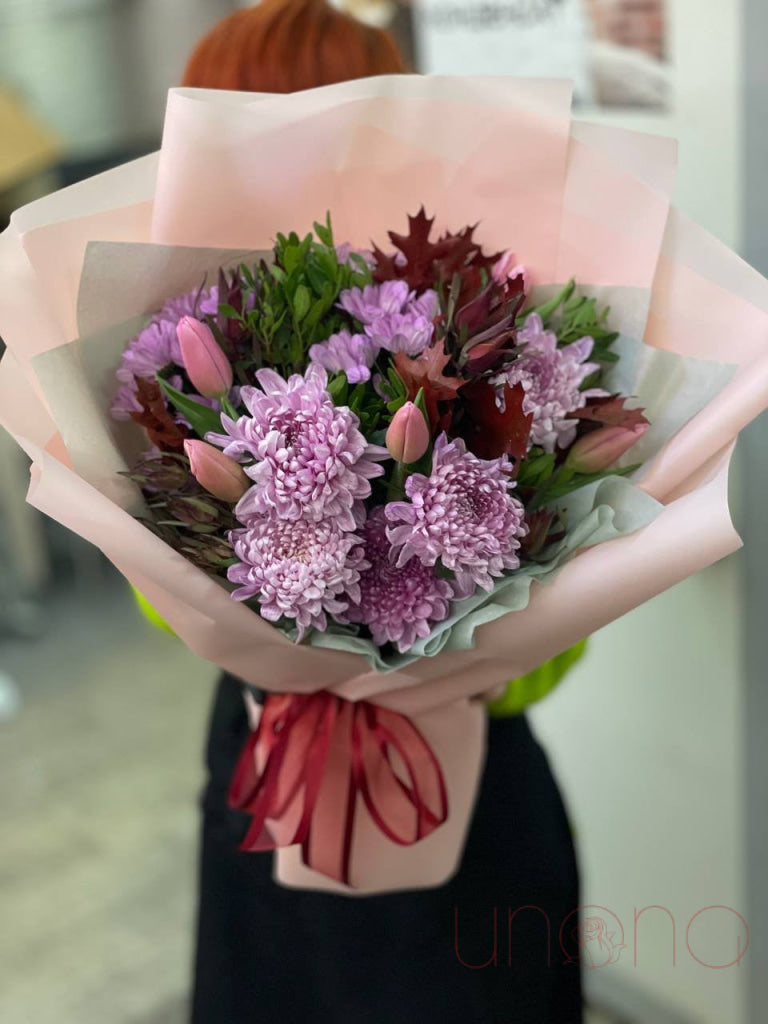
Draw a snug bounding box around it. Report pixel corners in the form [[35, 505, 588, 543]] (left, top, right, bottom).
[[566, 424, 649, 473], [386, 401, 430, 464], [176, 316, 233, 399], [184, 440, 249, 503]]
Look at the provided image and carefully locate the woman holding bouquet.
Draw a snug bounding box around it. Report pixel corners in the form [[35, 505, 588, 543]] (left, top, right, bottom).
[[183, 3, 582, 1021]]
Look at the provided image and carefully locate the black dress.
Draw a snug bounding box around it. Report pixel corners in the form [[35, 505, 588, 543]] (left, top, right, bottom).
[[192, 674, 582, 1023]]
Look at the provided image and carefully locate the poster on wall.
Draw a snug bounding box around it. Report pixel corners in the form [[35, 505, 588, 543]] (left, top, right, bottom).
[[339, 0, 671, 111]]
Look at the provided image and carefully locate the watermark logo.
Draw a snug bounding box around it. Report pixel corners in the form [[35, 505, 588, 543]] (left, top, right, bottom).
[[453, 903, 749, 970], [569, 914, 626, 968]]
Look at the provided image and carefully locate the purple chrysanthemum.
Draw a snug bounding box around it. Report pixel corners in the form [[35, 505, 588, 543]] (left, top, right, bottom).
[[495, 314, 605, 452], [111, 285, 217, 420], [335, 243, 376, 269], [339, 508, 454, 652], [160, 284, 218, 322], [112, 382, 143, 418], [338, 280, 438, 325], [111, 320, 182, 420], [228, 517, 368, 638], [208, 365, 387, 532], [386, 434, 527, 593], [308, 329, 379, 383], [337, 281, 438, 357], [338, 281, 412, 323], [365, 311, 434, 356]]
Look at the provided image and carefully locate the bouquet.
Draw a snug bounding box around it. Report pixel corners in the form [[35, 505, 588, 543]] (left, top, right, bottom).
[[113, 213, 647, 659], [2, 76, 767, 894]]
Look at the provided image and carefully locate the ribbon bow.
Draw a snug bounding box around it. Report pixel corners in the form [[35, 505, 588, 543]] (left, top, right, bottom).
[[228, 691, 449, 887]]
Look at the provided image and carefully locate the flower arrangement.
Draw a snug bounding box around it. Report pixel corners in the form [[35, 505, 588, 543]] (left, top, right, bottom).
[[114, 211, 648, 657]]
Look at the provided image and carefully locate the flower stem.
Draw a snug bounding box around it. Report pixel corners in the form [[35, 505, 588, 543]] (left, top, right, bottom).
[[386, 461, 407, 502], [221, 395, 238, 420]]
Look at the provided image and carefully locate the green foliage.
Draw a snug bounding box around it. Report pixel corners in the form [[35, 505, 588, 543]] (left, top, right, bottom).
[[237, 215, 373, 375], [523, 280, 576, 324], [326, 372, 349, 405], [515, 447, 556, 489], [326, 370, 389, 436], [523, 279, 619, 373], [347, 380, 385, 436], [559, 294, 620, 366], [157, 378, 223, 439], [529, 462, 640, 509], [516, 445, 640, 511], [378, 364, 409, 415]]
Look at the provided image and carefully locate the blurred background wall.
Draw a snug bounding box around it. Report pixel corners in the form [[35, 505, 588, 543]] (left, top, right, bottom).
[[0, 2, 759, 1023], [0, 0, 233, 167], [529, 2, 748, 1022]]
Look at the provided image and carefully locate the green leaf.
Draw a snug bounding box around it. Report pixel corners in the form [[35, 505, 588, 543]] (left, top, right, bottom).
[[217, 303, 242, 320], [349, 382, 367, 412], [157, 378, 224, 439], [305, 262, 328, 295], [412, 387, 431, 433], [516, 450, 556, 488], [384, 367, 409, 414], [540, 464, 640, 504], [293, 284, 311, 322], [349, 266, 371, 287], [523, 280, 576, 325], [327, 372, 349, 405], [313, 215, 334, 248]]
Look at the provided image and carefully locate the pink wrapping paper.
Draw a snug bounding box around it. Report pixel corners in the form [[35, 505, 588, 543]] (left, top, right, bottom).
[[1, 77, 766, 893]]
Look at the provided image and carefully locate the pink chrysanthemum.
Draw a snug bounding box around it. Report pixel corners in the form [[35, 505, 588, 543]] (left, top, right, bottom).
[[208, 365, 387, 532], [340, 508, 454, 652], [228, 518, 367, 638], [386, 434, 527, 593], [496, 314, 605, 452]]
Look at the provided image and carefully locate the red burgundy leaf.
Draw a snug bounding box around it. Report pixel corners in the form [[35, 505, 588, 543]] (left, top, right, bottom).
[[460, 380, 532, 461], [130, 378, 189, 453], [373, 207, 502, 300], [574, 395, 649, 431], [393, 343, 464, 429]]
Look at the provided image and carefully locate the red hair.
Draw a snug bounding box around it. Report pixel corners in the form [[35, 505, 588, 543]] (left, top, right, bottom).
[[182, 0, 405, 93]]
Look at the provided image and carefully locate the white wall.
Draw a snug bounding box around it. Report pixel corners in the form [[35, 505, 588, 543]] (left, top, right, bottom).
[[530, 3, 747, 1019], [531, 559, 746, 1022]]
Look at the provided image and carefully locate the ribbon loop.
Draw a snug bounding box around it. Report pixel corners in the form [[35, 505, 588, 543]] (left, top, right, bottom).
[[228, 692, 449, 887]]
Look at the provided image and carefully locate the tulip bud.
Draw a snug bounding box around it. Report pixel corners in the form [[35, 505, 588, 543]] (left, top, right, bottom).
[[176, 316, 233, 399], [184, 439, 249, 503], [386, 401, 430, 464], [566, 424, 649, 474]]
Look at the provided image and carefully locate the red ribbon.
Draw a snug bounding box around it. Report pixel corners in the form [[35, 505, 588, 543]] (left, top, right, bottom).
[[228, 692, 449, 887]]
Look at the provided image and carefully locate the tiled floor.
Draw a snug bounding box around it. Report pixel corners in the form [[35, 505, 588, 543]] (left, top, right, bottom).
[[0, 577, 215, 1024], [0, 576, 621, 1023]]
